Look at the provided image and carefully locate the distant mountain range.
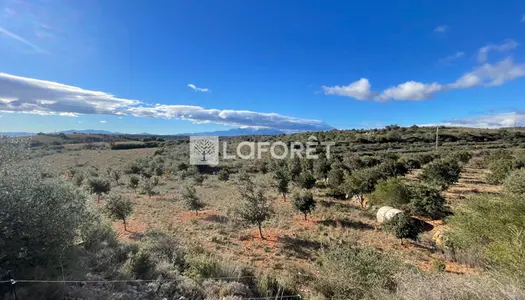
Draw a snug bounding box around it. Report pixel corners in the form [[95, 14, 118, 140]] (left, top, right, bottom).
[[177, 128, 286, 136], [1, 128, 287, 137]]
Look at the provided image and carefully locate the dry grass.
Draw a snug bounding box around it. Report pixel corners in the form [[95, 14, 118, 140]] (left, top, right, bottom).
[[37, 147, 506, 297]]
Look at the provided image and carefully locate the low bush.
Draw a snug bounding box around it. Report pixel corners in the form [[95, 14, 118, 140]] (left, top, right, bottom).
[[315, 245, 400, 299], [408, 183, 446, 219], [382, 213, 422, 240], [368, 177, 410, 208]]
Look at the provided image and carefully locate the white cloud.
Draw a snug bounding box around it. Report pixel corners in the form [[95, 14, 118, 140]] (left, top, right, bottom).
[[100, 120, 107, 123], [187, 83, 209, 92], [0, 72, 332, 131], [438, 51, 464, 65], [379, 82, 445, 101], [323, 40, 524, 102], [450, 57, 525, 88], [0, 26, 46, 53], [126, 105, 331, 131], [477, 39, 518, 63], [434, 25, 449, 33], [522, 14, 525, 22], [443, 111, 525, 128], [321, 78, 375, 100]]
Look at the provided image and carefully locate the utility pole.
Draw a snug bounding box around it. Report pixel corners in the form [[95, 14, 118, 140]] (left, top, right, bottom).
[[435, 126, 439, 151]]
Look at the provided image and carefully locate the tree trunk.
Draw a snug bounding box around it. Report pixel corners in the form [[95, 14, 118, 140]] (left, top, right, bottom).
[[304, 213, 308, 221], [282, 193, 287, 201], [358, 194, 364, 208], [123, 218, 127, 231], [97, 194, 101, 203], [258, 223, 264, 240]]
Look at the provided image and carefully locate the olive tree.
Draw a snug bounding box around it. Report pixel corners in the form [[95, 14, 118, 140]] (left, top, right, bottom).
[[421, 159, 461, 189], [238, 179, 274, 239], [293, 190, 316, 220], [182, 186, 205, 215], [274, 167, 290, 200], [0, 139, 89, 276], [298, 171, 316, 190], [87, 177, 111, 202], [344, 168, 380, 208], [104, 194, 133, 231]]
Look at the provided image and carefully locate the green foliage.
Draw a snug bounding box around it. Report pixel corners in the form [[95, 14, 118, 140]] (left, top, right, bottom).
[[238, 178, 274, 239], [72, 172, 85, 187], [315, 245, 400, 299], [274, 166, 290, 200], [369, 177, 410, 208], [344, 167, 381, 203], [128, 175, 140, 190], [193, 173, 206, 186], [292, 190, 316, 220], [0, 140, 89, 277], [503, 168, 525, 195], [408, 183, 446, 219], [486, 158, 518, 185], [218, 169, 230, 181], [127, 249, 155, 278], [140, 177, 157, 198], [288, 157, 302, 181], [382, 213, 421, 240], [399, 155, 421, 170], [447, 150, 472, 164], [297, 171, 316, 189], [447, 193, 525, 279], [110, 141, 161, 150], [375, 159, 409, 180], [110, 169, 121, 184], [182, 186, 205, 214], [313, 156, 331, 181], [104, 194, 133, 231], [87, 177, 111, 201], [327, 162, 345, 189], [421, 159, 461, 189]]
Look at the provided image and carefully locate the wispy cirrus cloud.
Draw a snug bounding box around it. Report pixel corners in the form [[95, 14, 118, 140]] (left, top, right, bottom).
[[438, 51, 464, 65], [0, 73, 332, 131], [434, 25, 449, 33], [477, 39, 518, 63], [0, 25, 47, 53], [323, 40, 524, 102], [187, 83, 209, 92]]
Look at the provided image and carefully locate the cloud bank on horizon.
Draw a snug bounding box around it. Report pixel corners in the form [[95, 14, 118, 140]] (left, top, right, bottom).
[[0, 73, 332, 132]]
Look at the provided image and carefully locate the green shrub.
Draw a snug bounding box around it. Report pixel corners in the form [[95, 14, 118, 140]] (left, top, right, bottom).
[[182, 186, 205, 215], [382, 213, 421, 240], [218, 169, 230, 181], [486, 158, 517, 185], [87, 177, 111, 202], [315, 246, 400, 299], [447, 193, 525, 278], [128, 175, 140, 191], [408, 183, 446, 219], [297, 171, 316, 189], [368, 177, 410, 208], [421, 159, 461, 189], [292, 190, 316, 220], [104, 194, 133, 231], [502, 168, 525, 195], [127, 249, 155, 278]]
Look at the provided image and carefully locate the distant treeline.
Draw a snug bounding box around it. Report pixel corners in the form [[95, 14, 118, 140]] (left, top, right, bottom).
[[109, 141, 164, 150]]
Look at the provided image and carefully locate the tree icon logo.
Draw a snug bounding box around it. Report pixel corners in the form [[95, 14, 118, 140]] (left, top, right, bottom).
[[190, 136, 219, 166]]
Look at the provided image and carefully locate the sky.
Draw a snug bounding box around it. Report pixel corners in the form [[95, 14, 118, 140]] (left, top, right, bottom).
[[0, 0, 524, 134]]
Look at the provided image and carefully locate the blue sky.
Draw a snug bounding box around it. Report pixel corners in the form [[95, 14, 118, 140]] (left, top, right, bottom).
[[0, 0, 524, 134]]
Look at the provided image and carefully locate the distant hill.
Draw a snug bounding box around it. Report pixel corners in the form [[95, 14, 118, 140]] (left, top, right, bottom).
[[1, 128, 286, 137], [177, 128, 286, 137], [0, 132, 34, 137]]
